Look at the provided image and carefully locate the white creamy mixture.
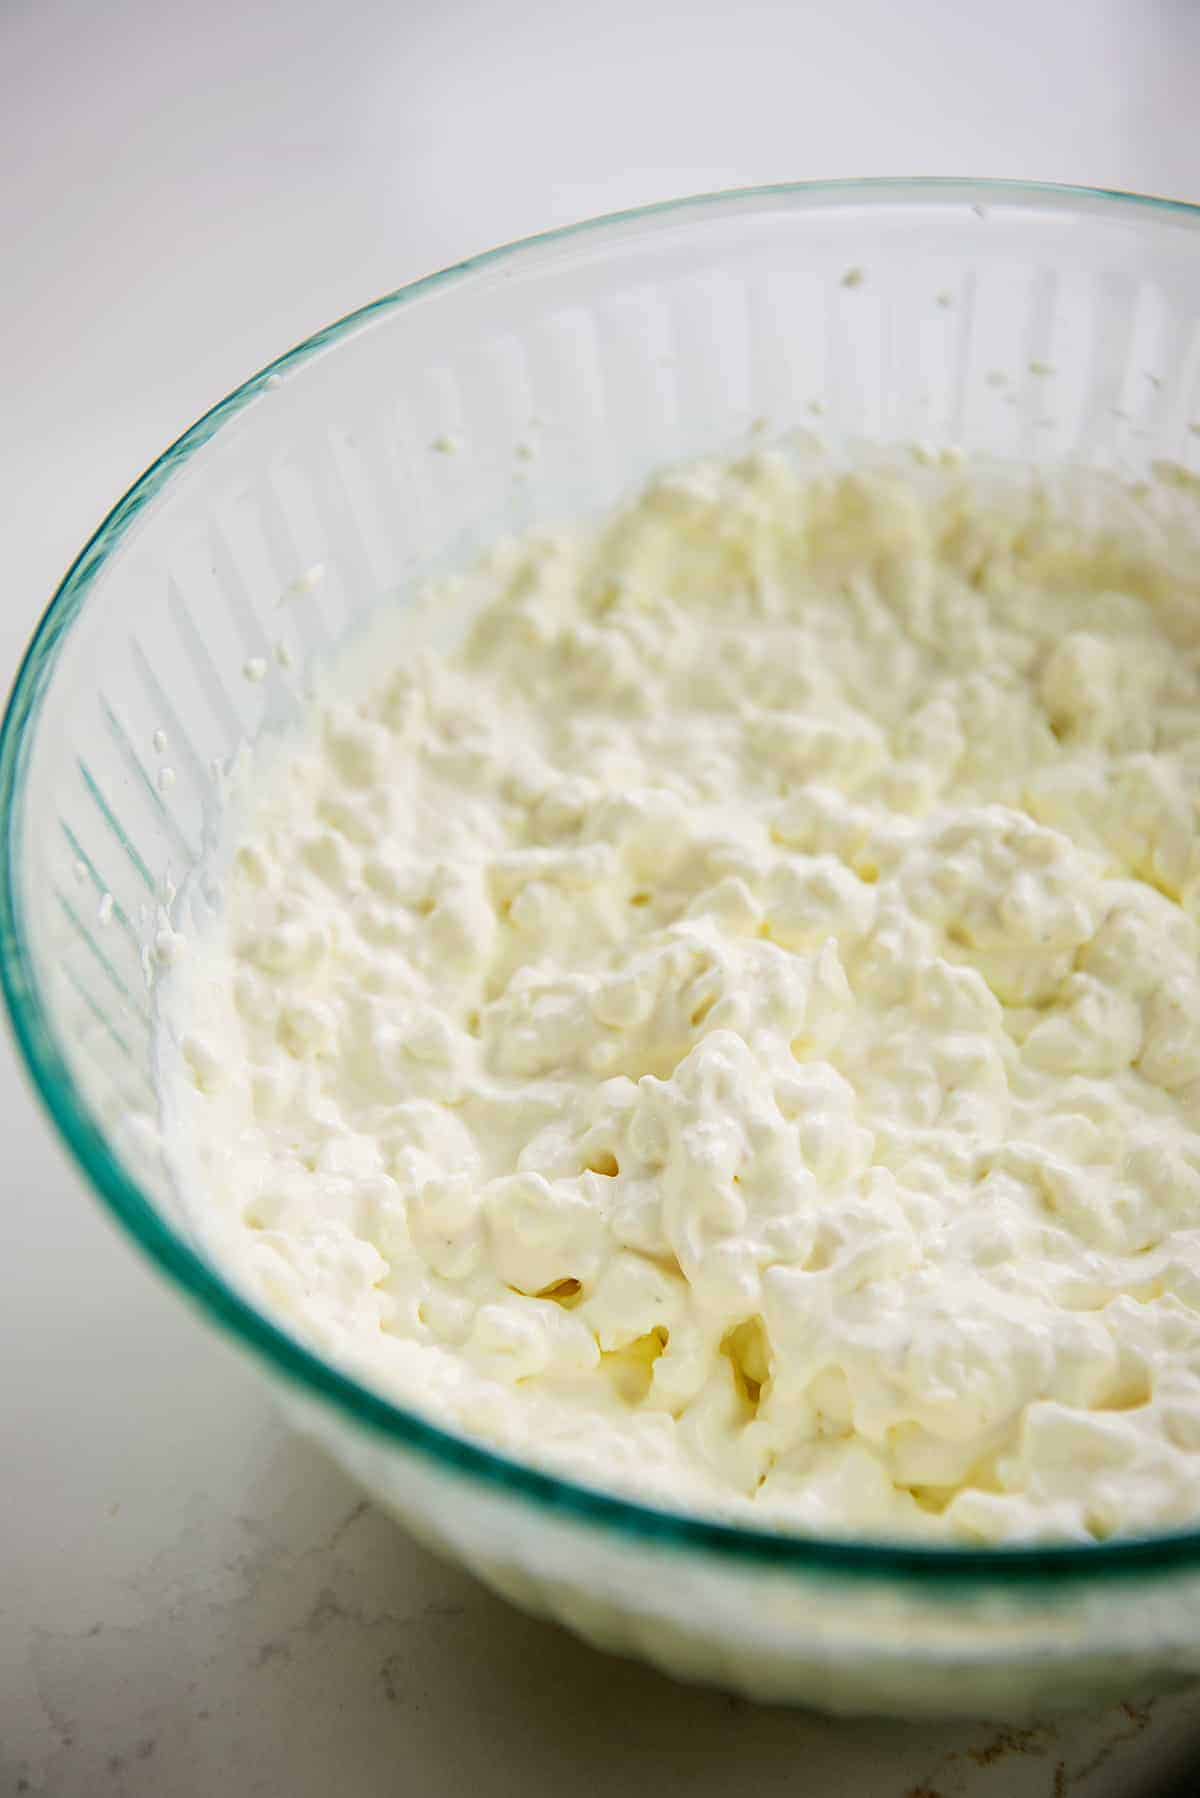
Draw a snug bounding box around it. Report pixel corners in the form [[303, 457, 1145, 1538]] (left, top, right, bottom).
[[163, 452, 1200, 1543]]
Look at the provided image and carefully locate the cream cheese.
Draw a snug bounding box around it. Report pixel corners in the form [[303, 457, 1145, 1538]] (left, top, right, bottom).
[[161, 452, 1200, 1543]]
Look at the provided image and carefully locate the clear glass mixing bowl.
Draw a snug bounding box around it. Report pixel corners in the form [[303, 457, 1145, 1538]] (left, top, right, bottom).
[[6, 179, 1200, 1719]]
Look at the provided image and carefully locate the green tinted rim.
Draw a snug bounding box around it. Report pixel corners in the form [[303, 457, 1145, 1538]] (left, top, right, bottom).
[[7, 177, 1200, 1586]]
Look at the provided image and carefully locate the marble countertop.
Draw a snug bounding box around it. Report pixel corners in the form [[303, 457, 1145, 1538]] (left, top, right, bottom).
[[5, 1, 1200, 1790]]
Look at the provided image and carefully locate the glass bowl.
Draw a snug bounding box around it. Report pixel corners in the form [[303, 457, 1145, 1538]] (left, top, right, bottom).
[[7, 179, 1200, 1719]]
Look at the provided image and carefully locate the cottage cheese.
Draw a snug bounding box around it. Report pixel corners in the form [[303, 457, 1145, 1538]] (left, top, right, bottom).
[[162, 452, 1200, 1543]]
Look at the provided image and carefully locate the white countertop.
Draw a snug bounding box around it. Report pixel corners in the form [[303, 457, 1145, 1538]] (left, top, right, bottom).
[[4, 3, 1200, 1791]]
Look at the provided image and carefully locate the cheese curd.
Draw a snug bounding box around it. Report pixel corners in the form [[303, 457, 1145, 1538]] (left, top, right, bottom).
[[162, 452, 1200, 1543]]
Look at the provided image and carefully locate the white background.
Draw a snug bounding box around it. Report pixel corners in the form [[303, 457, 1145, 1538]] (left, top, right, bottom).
[[4, 2, 1200, 1793]]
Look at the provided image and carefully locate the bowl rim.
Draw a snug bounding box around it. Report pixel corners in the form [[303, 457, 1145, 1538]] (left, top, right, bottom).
[[8, 174, 1200, 1586]]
